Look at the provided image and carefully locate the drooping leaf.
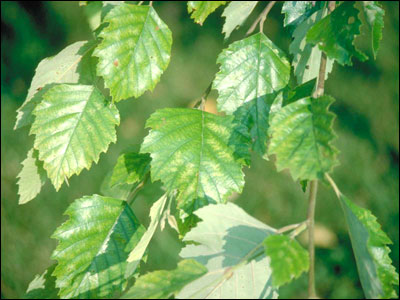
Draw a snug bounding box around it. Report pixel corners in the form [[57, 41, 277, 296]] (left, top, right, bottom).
[[178, 202, 278, 299], [15, 40, 97, 129], [123, 259, 207, 299], [281, 1, 318, 27], [213, 32, 290, 114], [17, 149, 47, 204], [338, 194, 399, 299], [264, 235, 309, 287], [93, 4, 172, 102], [25, 265, 59, 299], [306, 1, 368, 66], [141, 108, 248, 216], [110, 152, 151, 187], [362, 1, 385, 58], [289, 8, 334, 84], [268, 96, 339, 181], [51, 195, 146, 299], [187, 1, 226, 25], [221, 1, 258, 40], [30, 84, 120, 191], [125, 194, 168, 278]]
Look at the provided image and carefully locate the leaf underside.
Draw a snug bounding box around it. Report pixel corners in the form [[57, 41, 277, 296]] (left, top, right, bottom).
[[178, 202, 278, 299], [221, 1, 258, 40], [264, 235, 309, 287], [213, 32, 290, 114], [268, 96, 339, 181], [94, 4, 172, 102], [141, 108, 248, 217], [339, 194, 399, 299], [187, 1, 227, 25], [306, 1, 368, 66], [30, 84, 120, 190], [51, 195, 145, 299], [123, 259, 207, 299]]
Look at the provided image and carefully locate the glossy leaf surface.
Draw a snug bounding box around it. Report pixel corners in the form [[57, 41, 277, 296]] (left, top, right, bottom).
[[52, 195, 145, 299], [213, 33, 290, 114], [31, 84, 120, 190], [282, 1, 316, 27], [178, 202, 278, 299], [141, 108, 248, 216], [187, 1, 226, 25], [268, 96, 339, 181], [94, 4, 172, 101]]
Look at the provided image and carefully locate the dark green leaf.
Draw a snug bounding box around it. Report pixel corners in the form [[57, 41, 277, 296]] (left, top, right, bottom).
[[110, 152, 151, 187], [362, 1, 385, 58], [25, 265, 59, 299]]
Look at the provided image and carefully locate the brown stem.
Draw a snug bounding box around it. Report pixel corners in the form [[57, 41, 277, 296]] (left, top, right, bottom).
[[246, 1, 276, 36]]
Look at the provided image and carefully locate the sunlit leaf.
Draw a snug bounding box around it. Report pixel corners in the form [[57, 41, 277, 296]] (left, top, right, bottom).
[[30, 84, 120, 190], [268, 96, 339, 181], [17, 149, 47, 204], [15, 40, 97, 129], [213, 33, 290, 114], [123, 259, 207, 299], [178, 202, 278, 299], [264, 235, 309, 287], [339, 194, 399, 299], [94, 4, 172, 102], [51, 195, 145, 299], [25, 265, 59, 299], [362, 1, 385, 58], [187, 1, 226, 25], [306, 1, 368, 65], [281, 1, 318, 27], [141, 108, 248, 216], [221, 1, 258, 40]]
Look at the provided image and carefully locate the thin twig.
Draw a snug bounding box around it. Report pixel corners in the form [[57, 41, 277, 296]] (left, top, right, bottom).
[[246, 1, 276, 36], [127, 172, 149, 206], [307, 180, 318, 299], [325, 173, 341, 198], [192, 82, 212, 110], [277, 221, 307, 234]]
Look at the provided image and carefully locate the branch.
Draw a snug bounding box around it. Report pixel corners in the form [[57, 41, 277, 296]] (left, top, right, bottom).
[[246, 1, 276, 36]]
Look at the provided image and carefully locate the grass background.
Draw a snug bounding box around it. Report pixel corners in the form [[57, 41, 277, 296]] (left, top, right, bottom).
[[1, 1, 399, 298]]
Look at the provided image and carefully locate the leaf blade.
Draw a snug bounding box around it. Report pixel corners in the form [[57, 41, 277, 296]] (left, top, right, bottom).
[[221, 1, 258, 40], [187, 1, 226, 25]]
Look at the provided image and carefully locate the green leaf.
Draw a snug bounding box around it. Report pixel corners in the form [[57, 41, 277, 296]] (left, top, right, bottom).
[[221, 1, 258, 40], [268, 96, 339, 181], [141, 108, 248, 216], [51, 195, 145, 299], [82, 1, 102, 31], [281, 78, 316, 107], [25, 265, 59, 299], [110, 152, 151, 187], [213, 32, 290, 114], [338, 194, 399, 299], [281, 1, 318, 27], [187, 1, 226, 25], [289, 8, 334, 84], [306, 1, 368, 66], [362, 1, 385, 58], [125, 194, 168, 278], [30, 84, 120, 191], [178, 202, 278, 299], [17, 149, 47, 204], [123, 259, 207, 299], [15, 40, 97, 129], [264, 235, 309, 287], [100, 170, 134, 200], [93, 4, 172, 102]]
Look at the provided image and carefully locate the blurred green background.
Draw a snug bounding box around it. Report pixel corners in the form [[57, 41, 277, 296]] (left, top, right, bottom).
[[1, 1, 398, 299]]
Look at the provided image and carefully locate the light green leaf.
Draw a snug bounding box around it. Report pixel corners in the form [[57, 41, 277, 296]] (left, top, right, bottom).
[[289, 8, 334, 84], [178, 202, 278, 299], [30, 84, 120, 191], [125, 194, 168, 278], [93, 4, 172, 102], [268, 96, 339, 181], [82, 1, 102, 31], [221, 1, 258, 40], [213, 32, 290, 114], [110, 152, 151, 187], [141, 108, 248, 216], [187, 1, 226, 25], [306, 1, 368, 66], [100, 170, 134, 200], [362, 1, 385, 58], [15, 40, 97, 129], [17, 149, 47, 204], [25, 265, 59, 299], [123, 259, 207, 299], [281, 1, 317, 27], [264, 235, 309, 287], [51, 195, 145, 299], [339, 194, 399, 299]]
